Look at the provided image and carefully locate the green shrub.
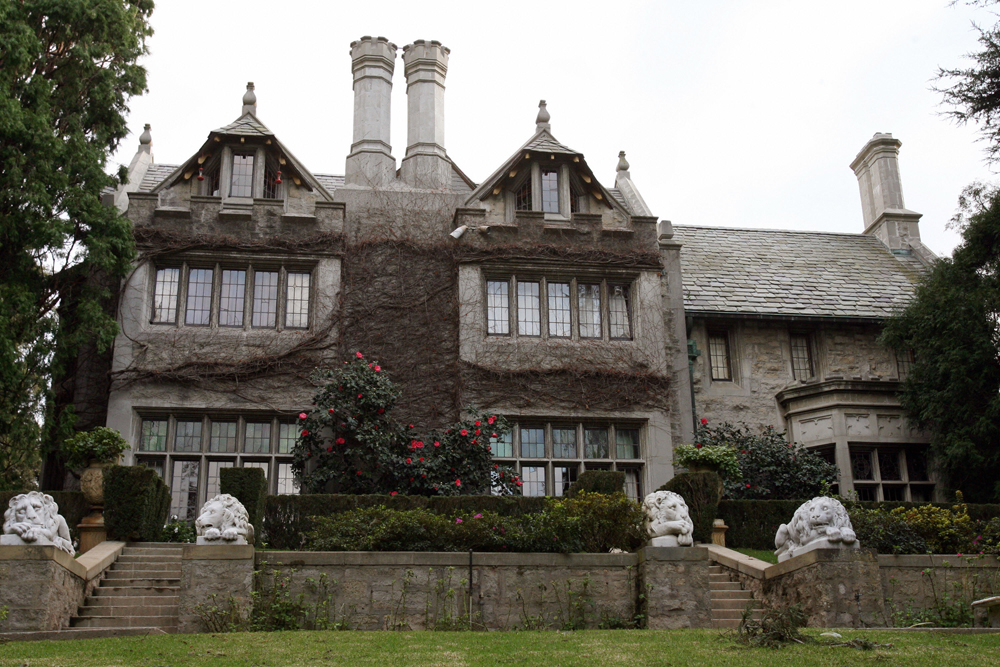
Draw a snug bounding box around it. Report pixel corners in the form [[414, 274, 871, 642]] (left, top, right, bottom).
[[161, 517, 196, 543], [717, 499, 804, 550], [848, 506, 928, 554], [673, 444, 741, 482], [104, 465, 171, 541], [303, 493, 644, 553], [975, 517, 1000, 555], [62, 426, 130, 469], [220, 467, 267, 543], [566, 470, 624, 498], [889, 497, 976, 554], [658, 471, 722, 544]]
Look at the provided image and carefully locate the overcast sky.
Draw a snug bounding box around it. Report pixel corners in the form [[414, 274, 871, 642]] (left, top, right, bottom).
[[112, 0, 1000, 256]]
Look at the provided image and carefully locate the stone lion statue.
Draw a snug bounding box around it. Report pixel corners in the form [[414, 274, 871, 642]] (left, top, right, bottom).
[[642, 490, 694, 547], [774, 496, 859, 562], [195, 494, 254, 545], [2, 491, 74, 554]]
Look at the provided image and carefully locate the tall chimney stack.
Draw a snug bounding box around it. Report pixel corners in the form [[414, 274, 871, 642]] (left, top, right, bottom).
[[850, 133, 923, 253], [400, 40, 451, 189], [346, 36, 397, 187]]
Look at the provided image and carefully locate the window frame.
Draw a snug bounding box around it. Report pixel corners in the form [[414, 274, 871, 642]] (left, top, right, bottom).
[[789, 332, 815, 380], [848, 445, 934, 502], [484, 274, 634, 342], [707, 330, 733, 381], [202, 145, 284, 201], [150, 260, 314, 331]]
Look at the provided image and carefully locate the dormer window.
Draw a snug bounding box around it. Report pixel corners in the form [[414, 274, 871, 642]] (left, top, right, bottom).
[[541, 170, 559, 213], [200, 146, 283, 200], [230, 154, 254, 197]]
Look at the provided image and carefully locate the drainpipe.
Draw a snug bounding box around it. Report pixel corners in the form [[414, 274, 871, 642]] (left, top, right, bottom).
[[686, 318, 700, 436]]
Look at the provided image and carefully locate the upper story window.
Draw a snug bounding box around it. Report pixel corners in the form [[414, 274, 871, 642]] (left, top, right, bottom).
[[230, 154, 254, 197], [708, 331, 732, 381], [506, 164, 587, 219], [541, 170, 559, 213], [486, 275, 632, 341], [151, 262, 312, 330], [201, 148, 282, 200], [790, 333, 814, 379], [896, 349, 914, 380]]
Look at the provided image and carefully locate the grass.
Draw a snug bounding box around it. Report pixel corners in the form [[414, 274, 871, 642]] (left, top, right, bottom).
[[0, 629, 998, 667], [734, 548, 778, 564]]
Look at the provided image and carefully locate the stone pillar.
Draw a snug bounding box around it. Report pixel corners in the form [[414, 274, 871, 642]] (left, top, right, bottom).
[[849, 133, 923, 251], [638, 546, 712, 629], [0, 546, 87, 632], [177, 544, 255, 633], [345, 36, 397, 187], [400, 40, 451, 189]]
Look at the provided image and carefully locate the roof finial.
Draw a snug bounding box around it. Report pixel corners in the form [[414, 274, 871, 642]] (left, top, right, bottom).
[[617, 150, 630, 173], [535, 100, 550, 132], [242, 82, 257, 116], [138, 123, 152, 154]]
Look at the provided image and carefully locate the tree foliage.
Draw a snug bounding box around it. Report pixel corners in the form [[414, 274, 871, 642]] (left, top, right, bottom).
[[881, 183, 1000, 502], [292, 353, 520, 496], [0, 1, 153, 489]]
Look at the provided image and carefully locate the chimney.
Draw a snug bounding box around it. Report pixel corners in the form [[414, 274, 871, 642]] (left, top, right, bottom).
[[400, 40, 451, 188], [346, 36, 398, 187], [850, 133, 923, 253], [242, 82, 257, 116], [111, 124, 154, 211]]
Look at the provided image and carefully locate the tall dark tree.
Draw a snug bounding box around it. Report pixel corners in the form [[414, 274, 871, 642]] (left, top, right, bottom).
[[0, 0, 153, 490], [881, 183, 1000, 502]]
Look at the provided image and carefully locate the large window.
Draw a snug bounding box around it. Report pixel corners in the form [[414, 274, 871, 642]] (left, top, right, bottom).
[[137, 414, 300, 520], [708, 331, 732, 381], [486, 276, 632, 341], [151, 262, 312, 330], [490, 421, 644, 499], [849, 446, 933, 502]]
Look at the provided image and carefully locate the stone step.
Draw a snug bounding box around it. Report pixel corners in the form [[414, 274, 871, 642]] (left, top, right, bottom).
[[116, 554, 182, 563], [711, 589, 754, 600], [709, 581, 743, 591], [91, 585, 180, 597], [712, 598, 758, 610], [77, 604, 179, 618], [709, 573, 732, 581], [712, 609, 764, 620], [712, 619, 743, 629], [709, 565, 725, 573], [109, 564, 181, 575], [86, 595, 180, 608], [70, 615, 179, 630], [126, 542, 185, 548], [103, 572, 180, 584]]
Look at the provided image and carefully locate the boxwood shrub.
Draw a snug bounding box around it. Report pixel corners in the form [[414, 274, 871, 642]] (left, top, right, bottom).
[[220, 466, 267, 542], [104, 465, 171, 542], [567, 470, 625, 498]]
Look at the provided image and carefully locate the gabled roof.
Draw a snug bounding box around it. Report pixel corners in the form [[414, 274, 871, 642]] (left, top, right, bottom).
[[464, 128, 625, 214], [674, 225, 926, 320], [151, 112, 334, 201]]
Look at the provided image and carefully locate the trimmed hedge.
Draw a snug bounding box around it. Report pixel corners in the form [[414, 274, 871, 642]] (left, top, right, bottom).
[[104, 465, 171, 542], [263, 494, 549, 549], [220, 467, 267, 543], [659, 471, 722, 544], [718, 499, 1000, 551], [567, 470, 625, 498], [0, 491, 88, 545]]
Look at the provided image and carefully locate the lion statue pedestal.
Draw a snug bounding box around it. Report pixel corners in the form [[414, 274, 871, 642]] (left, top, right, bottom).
[[642, 490, 694, 547], [1, 491, 74, 555], [195, 494, 254, 545], [774, 496, 859, 563]]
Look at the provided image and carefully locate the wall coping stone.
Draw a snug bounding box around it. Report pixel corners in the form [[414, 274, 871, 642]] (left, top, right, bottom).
[[637, 546, 709, 562], [182, 544, 254, 560], [705, 544, 771, 579], [878, 554, 1000, 568], [256, 550, 639, 567], [765, 547, 877, 580], [0, 540, 123, 581]]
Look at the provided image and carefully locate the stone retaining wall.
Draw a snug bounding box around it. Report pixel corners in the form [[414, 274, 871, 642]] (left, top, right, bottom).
[[879, 554, 1000, 616], [178, 544, 255, 634]]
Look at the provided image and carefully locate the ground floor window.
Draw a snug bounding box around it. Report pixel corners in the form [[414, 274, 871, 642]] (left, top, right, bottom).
[[490, 420, 644, 499], [135, 413, 300, 521], [849, 445, 933, 502]]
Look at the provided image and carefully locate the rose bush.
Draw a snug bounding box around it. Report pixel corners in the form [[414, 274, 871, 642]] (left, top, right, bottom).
[[292, 355, 519, 496]]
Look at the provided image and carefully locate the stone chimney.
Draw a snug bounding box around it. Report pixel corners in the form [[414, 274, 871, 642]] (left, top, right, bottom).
[[242, 82, 256, 116], [109, 124, 153, 211], [346, 36, 398, 187], [850, 133, 923, 253], [400, 40, 451, 188]]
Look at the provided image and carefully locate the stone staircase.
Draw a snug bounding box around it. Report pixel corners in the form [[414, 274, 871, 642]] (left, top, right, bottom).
[[710, 564, 761, 629], [69, 543, 183, 633]]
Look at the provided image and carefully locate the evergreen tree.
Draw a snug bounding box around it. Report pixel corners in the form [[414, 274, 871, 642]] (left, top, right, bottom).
[[0, 1, 153, 489]]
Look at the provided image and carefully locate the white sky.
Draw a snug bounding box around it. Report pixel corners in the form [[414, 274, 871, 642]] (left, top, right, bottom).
[[112, 0, 1000, 256]]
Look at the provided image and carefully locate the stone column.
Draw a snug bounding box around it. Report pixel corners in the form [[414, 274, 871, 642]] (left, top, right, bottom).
[[638, 546, 712, 629], [345, 36, 397, 187], [400, 40, 451, 189]]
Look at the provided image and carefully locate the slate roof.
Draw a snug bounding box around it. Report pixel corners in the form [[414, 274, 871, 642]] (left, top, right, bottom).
[[524, 133, 580, 156], [314, 174, 345, 192], [212, 113, 274, 137], [139, 164, 179, 191], [673, 225, 927, 319]]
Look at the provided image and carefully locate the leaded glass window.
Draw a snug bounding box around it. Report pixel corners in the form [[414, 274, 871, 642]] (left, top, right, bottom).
[[185, 268, 214, 326], [578, 283, 602, 338], [252, 271, 278, 328], [517, 281, 541, 336], [219, 270, 246, 327], [152, 268, 180, 323], [230, 154, 254, 198], [285, 272, 310, 329], [541, 170, 559, 213]]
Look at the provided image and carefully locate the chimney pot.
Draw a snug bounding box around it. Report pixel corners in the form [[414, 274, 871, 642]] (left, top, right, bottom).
[[345, 36, 398, 186], [400, 39, 451, 188]]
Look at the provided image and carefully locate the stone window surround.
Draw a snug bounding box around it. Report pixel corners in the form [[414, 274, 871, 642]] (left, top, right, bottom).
[[707, 329, 734, 382], [149, 257, 315, 331], [789, 330, 817, 380], [484, 273, 633, 342], [848, 444, 933, 502], [133, 413, 300, 519], [491, 419, 645, 499], [503, 162, 587, 222]]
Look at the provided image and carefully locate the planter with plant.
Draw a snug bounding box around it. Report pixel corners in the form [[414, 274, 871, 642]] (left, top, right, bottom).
[[63, 427, 131, 552]]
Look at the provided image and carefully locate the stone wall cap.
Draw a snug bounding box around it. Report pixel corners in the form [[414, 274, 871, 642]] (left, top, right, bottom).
[[765, 547, 877, 580], [637, 545, 709, 561], [0, 544, 87, 579], [257, 550, 639, 568], [182, 544, 254, 560]]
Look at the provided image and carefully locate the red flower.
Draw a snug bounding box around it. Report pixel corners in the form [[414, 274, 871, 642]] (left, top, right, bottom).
[[409, 424, 415, 429], [746, 484, 751, 488], [422, 474, 426, 478], [695, 443, 702, 449], [406, 458, 412, 464], [515, 480, 522, 487], [374, 365, 381, 372], [357, 470, 362, 475], [434, 441, 440, 447], [327, 446, 332, 452], [487, 416, 496, 425], [336, 437, 346, 445], [460, 429, 468, 437], [358, 393, 363, 399], [416, 441, 424, 448], [493, 464, 498, 469], [299, 412, 308, 420], [419, 457, 424, 462], [390, 491, 398, 496], [301, 430, 310, 437], [491, 433, 498, 438], [356, 351, 364, 359], [741, 450, 747, 454], [456, 479, 461, 487], [475, 420, 481, 427], [377, 408, 385, 414], [328, 408, 335, 414], [700, 418, 708, 425], [474, 429, 481, 436], [471, 440, 477, 445]]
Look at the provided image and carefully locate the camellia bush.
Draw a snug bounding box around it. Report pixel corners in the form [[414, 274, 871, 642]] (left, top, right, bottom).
[[694, 421, 839, 500], [292, 353, 520, 496]]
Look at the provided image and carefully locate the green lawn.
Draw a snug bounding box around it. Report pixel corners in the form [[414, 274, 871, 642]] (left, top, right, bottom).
[[1, 629, 998, 667]]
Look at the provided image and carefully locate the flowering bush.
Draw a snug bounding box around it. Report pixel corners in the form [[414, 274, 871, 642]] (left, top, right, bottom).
[[673, 443, 741, 481], [292, 355, 519, 496], [62, 426, 130, 469]]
